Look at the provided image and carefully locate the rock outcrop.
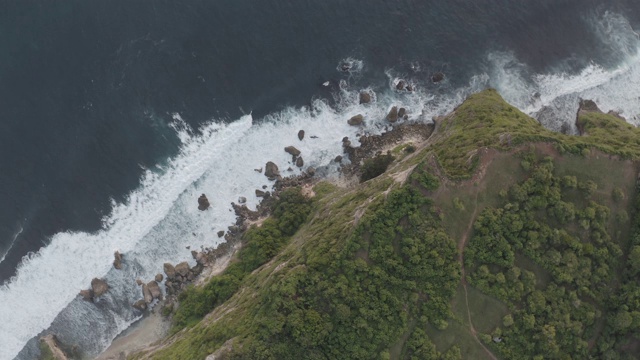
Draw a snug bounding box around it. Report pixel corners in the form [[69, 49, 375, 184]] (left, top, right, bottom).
[[265, 161, 280, 180], [142, 283, 153, 303], [147, 280, 162, 300], [348, 114, 364, 126], [398, 107, 406, 119], [164, 263, 176, 279], [91, 278, 109, 298], [284, 146, 301, 157], [175, 262, 191, 277], [298, 130, 305, 141], [296, 157, 304, 168], [79, 289, 93, 301], [113, 251, 123, 270], [359, 92, 371, 104], [431, 72, 445, 83], [198, 194, 210, 211], [132, 300, 147, 311], [387, 106, 399, 123], [155, 273, 163, 282]]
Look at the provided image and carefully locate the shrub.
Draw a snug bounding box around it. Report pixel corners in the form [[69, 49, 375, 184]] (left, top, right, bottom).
[[360, 153, 395, 182]]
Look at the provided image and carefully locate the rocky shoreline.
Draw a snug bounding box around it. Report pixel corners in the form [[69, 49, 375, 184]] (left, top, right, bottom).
[[40, 103, 435, 359]]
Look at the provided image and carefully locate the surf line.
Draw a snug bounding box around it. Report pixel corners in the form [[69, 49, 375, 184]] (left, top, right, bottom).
[[0, 226, 24, 265]]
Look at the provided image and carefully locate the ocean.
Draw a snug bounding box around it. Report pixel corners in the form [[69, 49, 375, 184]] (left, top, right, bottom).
[[1, 1, 640, 359]]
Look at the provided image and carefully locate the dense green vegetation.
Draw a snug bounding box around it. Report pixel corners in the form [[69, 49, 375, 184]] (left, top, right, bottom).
[[432, 89, 640, 179], [137, 89, 640, 359], [465, 154, 640, 359], [171, 188, 313, 330]]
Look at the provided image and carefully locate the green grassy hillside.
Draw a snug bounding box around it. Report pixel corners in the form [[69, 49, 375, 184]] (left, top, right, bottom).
[[133, 89, 640, 360]]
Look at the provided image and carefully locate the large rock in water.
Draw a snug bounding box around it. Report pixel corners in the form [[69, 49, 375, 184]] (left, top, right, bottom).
[[113, 251, 123, 270], [132, 300, 147, 311], [265, 161, 280, 180], [431, 72, 445, 83], [164, 263, 176, 279], [359, 92, 371, 104], [147, 280, 162, 300], [387, 106, 399, 123], [91, 278, 109, 298], [198, 194, 210, 211], [142, 284, 153, 303], [79, 289, 93, 301], [296, 157, 304, 168], [175, 262, 191, 277], [348, 114, 364, 126], [285, 146, 301, 157], [298, 130, 305, 141]]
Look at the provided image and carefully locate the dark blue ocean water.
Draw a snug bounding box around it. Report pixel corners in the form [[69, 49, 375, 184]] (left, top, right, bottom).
[[2, 0, 640, 358], [1, 0, 638, 282]]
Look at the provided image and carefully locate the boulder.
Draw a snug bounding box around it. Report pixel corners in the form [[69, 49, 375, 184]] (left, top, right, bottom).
[[217, 230, 225, 238], [238, 196, 247, 204], [334, 155, 343, 163], [265, 161, 280, 179], [359, 92, 371, 104], [348, 114, 364, 126], [296, 157, 304, 168], [79, 289, 93, 301], [255, 189, 266, 197], [396, 79, 407, 91], [398, 107, 406, 119], [142, 284, 153, 303], [132, 300, 147, 311], [307, 167, 316, 177], [387, 106, 399, 123], [113, 251, 123, 270], [195, 252, 206, 266], [431, 72, 445, 83], [198, 194, 210, 211], [155, 273, 164, 282], [298, 130, 305, 141], [284, 146, 301, 157], [147, 281, 162, 300], [192, 264, 204, 276], [175, 262, 191, 277], [91, 278, 109, 298], [136, 279, 143, 286], [164, 263, 176, 279]]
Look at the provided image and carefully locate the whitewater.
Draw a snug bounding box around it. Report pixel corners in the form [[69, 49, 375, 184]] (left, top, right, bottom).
[[3, 10, 640, 360]]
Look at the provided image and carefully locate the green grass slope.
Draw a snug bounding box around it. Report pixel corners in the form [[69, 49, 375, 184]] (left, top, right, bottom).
[[134, 89, 640, 360]]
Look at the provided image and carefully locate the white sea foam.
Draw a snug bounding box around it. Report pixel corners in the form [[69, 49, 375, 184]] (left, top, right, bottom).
[[0, 226, 22, 265]]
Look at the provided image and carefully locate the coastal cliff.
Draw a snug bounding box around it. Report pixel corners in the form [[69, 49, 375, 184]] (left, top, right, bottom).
[[120, 89, 640, 359]]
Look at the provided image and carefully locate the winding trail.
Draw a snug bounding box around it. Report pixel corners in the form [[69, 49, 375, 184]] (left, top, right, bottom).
[[457, 191, 499, 360]]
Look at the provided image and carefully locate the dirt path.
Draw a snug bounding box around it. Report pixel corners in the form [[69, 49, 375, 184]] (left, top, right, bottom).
[[458, 191, 499, 360]]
